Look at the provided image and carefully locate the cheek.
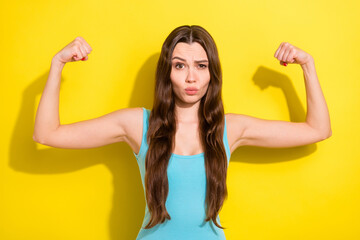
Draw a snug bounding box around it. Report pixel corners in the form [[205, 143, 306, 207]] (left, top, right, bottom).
[[171, 69, 185, 79], [200, 70, 210, 82], [202, 78, 211, 93], [169, 78, 180, 93], [203, 82, 210, 93], [202, 73, 211, 87], [170, 71, 184, 87]]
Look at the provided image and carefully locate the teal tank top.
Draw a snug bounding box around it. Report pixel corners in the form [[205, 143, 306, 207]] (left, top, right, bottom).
[[133, 107, 231, 240]]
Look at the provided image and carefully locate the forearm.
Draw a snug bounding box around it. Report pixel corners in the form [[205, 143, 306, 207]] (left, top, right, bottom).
[[301, 57, 332, 137], [33, 58, 65, 141]]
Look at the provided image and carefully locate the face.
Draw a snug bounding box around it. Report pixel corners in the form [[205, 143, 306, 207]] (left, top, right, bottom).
[[170, 42, 210, 107]]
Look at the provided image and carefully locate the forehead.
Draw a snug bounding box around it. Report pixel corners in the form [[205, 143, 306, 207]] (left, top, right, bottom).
[[172, 42, 208, 60]]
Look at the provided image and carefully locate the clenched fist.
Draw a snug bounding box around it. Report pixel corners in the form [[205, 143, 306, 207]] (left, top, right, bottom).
[[53, 36, 93, 64], [274, 42, 312, 66]]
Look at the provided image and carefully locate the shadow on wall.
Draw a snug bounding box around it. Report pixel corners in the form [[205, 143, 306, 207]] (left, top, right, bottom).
[[8, 58, 316, 240], [231, 66, 316, 163], [9, 52, 159, 240]]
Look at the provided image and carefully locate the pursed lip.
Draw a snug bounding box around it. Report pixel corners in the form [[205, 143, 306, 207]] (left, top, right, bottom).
[[185, 87, 199, 91]]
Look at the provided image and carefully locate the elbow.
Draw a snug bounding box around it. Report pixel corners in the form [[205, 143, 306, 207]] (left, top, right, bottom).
[[33, 127, 59, 145], [328, 129, 332, 138], [33, 134, 46, 145], [320, 129, 332, 140], [32, 134, 40, 143]]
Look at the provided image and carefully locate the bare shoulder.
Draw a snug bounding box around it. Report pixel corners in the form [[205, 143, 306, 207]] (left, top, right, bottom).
[[225, 113, 247, 154]]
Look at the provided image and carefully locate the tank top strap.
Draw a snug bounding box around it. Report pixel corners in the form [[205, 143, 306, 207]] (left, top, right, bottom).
[[133, 107, 150, 160], [224, 115, 231, 164]]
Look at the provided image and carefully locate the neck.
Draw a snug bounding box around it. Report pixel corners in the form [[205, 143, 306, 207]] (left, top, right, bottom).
[[174, 101, 200, 123]]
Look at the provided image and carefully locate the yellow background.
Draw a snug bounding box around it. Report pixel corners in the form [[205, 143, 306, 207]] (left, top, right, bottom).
[[1, 0, 359, 239]]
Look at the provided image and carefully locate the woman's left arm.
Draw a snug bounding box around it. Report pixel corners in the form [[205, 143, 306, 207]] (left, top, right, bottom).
[[227, 42, 332, 150], [298, 54, 332, 138]]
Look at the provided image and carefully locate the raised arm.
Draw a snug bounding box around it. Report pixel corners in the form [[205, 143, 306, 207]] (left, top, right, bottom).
[[33, 37, 143, 151], [227, 42, 332, 151]]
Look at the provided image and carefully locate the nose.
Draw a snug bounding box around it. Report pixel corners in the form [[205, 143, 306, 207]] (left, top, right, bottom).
[[186, 66, 196, 83]]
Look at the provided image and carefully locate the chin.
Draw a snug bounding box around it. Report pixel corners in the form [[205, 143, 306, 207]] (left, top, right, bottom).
[[175, 96, 197, 104]]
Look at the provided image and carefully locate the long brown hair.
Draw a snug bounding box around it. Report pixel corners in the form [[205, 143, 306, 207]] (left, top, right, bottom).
[[144, 25, 228, 229]]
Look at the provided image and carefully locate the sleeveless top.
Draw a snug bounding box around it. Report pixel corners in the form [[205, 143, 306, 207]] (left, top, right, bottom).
[[133, 107, 231, 240]]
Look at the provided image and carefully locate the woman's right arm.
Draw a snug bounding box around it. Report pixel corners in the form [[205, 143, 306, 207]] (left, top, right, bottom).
[[33, 37, 143, 150]]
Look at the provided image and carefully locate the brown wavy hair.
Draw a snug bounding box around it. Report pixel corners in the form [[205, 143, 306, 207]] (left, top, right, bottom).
[[144, 25, 228, 229]]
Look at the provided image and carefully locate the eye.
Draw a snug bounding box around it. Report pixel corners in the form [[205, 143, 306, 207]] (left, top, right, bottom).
[[199, 64, 208, 69], [175, 63, 185, 69]]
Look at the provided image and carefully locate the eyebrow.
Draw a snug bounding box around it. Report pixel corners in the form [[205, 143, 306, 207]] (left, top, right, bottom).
[[172, 56, 208, 63]]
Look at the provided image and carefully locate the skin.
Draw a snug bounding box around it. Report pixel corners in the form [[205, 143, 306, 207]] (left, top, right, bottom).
[[33, 37, 332, 156], [170, 42, 210, 122], [226, 43, 332, 153], [170, 42, 211, 154]]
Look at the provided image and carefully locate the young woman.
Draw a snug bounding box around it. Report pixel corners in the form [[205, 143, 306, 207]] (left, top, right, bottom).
[[33, 25, 332, 239]]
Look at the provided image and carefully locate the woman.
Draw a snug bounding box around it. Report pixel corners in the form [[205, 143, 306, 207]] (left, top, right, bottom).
[[33, 25, 332, 239]]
